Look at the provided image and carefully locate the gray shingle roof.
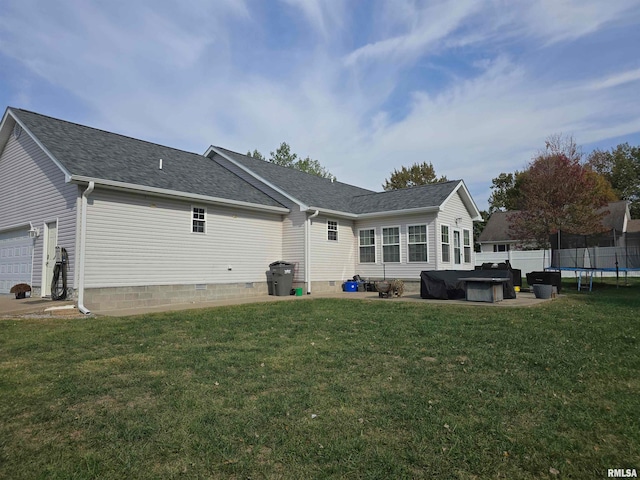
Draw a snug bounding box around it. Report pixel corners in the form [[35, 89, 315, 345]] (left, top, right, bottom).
[[212, 146, 462, 215], [212, 147, 375, 212], [599, 201, 628, 231], [9, 108, 471, 217], [477, 211, 520, 243], [479, 201, 631, 243], [11, 109, 285, 209], [350, 180, 461, 214]]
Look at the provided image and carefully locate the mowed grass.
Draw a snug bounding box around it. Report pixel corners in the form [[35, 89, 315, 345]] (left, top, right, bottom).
[[1, 281, 639, 479]]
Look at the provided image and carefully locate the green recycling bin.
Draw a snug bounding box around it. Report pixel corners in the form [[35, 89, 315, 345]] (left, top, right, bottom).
[[269, 261, 295, 296]]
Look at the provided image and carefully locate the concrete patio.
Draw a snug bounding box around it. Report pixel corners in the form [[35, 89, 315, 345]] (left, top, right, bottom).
[[1, 290, 554, 319]]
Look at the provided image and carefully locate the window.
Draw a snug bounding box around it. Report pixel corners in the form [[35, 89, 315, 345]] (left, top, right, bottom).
[[192, 206, 206, 233], [382, 227, 400, 263], [453, 230, 461, 264], [359, 229, 376, 263], [493, 244, 510, 252], [441, 225, 450, 262], [408, 225, 428, 262], [327, 220, 338, 241], [463, 229, 471, 263]]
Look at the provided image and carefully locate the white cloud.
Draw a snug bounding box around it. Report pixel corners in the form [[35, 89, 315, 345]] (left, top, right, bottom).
[[585, 68, 640, 91], [279, 0, 346, 38], [0, 0, 639, 211], [344, 1, 480, 66]]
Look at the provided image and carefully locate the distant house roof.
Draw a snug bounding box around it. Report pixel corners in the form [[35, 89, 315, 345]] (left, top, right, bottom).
[[478, 201, 632, 244], [477, 211, 520, 243], [210, 146, 481, 218], [627, 219, 640, 233], [6, 108, 287, 211], [599, 201, 630, 232]]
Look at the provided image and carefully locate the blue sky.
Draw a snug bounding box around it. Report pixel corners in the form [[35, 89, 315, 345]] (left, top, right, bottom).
[[1, 0, 639, 210]]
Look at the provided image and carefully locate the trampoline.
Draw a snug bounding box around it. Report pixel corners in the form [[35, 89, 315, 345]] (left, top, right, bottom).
[[546, 230, 640, 291]]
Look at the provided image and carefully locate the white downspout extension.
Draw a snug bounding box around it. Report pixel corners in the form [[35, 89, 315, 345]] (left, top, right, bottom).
[[305, 210, 319, 294], [77, 181, 94, 314]]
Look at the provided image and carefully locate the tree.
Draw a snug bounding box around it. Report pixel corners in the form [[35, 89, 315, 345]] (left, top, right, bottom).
[[383, 162, 448, 191], [295, 156, 336, 181], [510, 150, 610, 248], [269, 142, 297, 168], [586, 143, 640, 218], [246, 149, 265, 161], [248, 142, 336, 181], [488, 171, 527, 213]]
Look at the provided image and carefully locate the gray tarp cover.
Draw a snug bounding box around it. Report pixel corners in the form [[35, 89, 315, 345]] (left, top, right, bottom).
[[420, 270, 516, 300]]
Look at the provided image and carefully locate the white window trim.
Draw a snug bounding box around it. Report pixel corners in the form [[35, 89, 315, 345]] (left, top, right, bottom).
[[191, 206, 206, 234], [327, 219, 338, 242], [463, 228, 471, 263], [407, 224, 428, 263], [358, 227, 377, 264], [453, 228, 462, 265], [382, 225, 402, 263], [441, 223, 451, 263]]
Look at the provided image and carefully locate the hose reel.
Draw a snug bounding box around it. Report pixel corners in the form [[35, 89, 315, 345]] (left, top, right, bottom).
[[51, 246, 68, 301]]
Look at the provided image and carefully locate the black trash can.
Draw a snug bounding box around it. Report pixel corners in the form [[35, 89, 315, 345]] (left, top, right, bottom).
[[269, 261, 295, 296], [266, 271, 274, 295]]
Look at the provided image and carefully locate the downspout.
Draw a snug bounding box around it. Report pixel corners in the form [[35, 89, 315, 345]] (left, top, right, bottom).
[[305, 210, 319, 294], [434, 220, 440, 271], [77, 181, 94, 314]]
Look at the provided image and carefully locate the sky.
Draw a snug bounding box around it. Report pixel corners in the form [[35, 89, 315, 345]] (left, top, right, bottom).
[[1, 0, 640, 211]]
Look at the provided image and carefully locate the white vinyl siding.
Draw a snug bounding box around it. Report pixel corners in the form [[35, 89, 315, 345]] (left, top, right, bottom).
[[408, 225, 428, 262], [83, 190, 283, 287], [358, 229, 376, 263], [282, 209, 306, 283], [441, 225, 450, 263], [310, 215, 356, 281], [382, 227, 400, 263], [438, 190, 475, 270], [0, 123, 78, 291]]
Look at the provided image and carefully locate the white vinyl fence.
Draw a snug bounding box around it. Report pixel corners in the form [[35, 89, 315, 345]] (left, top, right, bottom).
[[475, 249, 640, 278]]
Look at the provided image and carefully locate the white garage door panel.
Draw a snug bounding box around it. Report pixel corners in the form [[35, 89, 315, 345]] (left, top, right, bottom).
[[0, 229, 33, 294]]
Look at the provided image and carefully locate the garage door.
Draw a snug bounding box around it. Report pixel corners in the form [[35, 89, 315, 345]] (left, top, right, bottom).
[[0, 228, 33, 294]]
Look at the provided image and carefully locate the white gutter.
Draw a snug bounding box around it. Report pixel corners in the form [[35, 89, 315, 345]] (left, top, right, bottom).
[[306, 205, 441, 220], [305, 209, 320, 294], [68, 176, 289, 215], [77, 181, 94, 315]]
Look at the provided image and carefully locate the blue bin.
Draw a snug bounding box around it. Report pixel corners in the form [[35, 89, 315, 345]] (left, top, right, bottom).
[[343, 281, 358, 292]]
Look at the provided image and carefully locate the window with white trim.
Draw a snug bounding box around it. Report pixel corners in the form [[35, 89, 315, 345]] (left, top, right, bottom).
[[441, 224, 450, 262], [382, 226, 400, 263], [493, 244, 510, 252], [327, 220, 338, 241], [358, 229, 376, 263], [408, 225, 428, 262], [192, 206, 206, 233], [463, 229, 471, 263]]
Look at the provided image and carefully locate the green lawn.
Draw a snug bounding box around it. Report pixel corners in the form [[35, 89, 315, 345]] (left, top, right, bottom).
[[1, 281, 638, 479]]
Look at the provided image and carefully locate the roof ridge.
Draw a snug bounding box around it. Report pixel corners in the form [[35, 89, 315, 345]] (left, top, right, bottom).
[[13, 107, 202, 158], [213, 145, 376, 193], [352, 179, 460, 200]]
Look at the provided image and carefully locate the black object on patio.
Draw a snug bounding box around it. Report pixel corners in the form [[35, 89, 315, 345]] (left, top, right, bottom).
[[420, 270, 516, 300], [526, 271, 561, 293]]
